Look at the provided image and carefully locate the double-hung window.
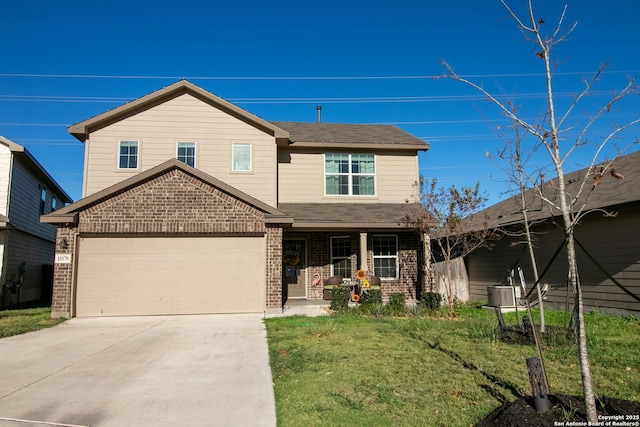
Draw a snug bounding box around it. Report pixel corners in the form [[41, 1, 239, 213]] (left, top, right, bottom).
[[232, 143, 252, 172], [331, 236, 351, 278], [52, 195, 57, 211], [373, 235, 398, 279], [177, 142, 196, 167], [119, 141, 139, 169], [325, 154, 375, 196]]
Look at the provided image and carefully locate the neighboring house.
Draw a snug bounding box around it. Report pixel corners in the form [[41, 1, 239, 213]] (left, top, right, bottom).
[[0, 136, 72, 305], [465, 150, 640, 316], [42, 80, 430, 317]]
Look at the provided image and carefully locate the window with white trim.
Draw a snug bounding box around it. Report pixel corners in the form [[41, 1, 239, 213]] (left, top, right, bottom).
[[373, 235, 398, 279], [232, 143, 252, 172], [177, 142, 196, 167], [331, 236, 351, 279], [118, 141, 138, 169], [325, 153, 375, 196]]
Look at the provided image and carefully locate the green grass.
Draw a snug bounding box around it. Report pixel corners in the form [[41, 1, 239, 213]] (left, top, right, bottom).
[[0, 306, 65, 338], [265, 305, 640, 427]]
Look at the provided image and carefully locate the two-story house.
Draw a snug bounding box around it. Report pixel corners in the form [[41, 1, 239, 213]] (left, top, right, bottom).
[[42, 80, 430, 317], [1, 136, 72, 307]]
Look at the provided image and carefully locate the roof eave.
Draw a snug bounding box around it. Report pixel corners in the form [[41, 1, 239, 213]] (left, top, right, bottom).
[[288, 141, 429, 151], [265, 216, 294, 224], [40, 212, 79, 224], [291, 222, 408, 229]]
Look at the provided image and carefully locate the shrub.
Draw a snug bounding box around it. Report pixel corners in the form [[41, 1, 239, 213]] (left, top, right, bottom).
[[361, 288, 382, 305], [387, 293, 406, 316], [420, 292, 443, 310], [330, 286, 351, 311]]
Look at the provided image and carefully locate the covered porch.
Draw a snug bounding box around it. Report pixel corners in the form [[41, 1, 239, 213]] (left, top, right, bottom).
[[278, 204, 427, 307]]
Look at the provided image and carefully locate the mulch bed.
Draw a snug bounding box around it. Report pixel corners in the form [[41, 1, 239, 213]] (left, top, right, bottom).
[[476, 394, 640, 427]]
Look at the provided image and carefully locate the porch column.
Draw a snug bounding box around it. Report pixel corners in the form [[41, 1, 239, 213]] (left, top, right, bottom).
[[360, 232, 368, 272]]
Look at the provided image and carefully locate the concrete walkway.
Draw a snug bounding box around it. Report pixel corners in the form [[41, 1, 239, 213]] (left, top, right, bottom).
[[0, 314, 276, 427]]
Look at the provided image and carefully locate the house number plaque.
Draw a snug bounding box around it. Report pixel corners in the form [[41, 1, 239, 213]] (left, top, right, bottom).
[[55, 253, 72, 264]]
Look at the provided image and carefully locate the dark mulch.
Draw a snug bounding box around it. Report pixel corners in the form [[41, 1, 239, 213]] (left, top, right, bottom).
[[476, 394, 640, 427]]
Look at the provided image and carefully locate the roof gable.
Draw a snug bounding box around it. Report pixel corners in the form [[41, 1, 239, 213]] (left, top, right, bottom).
[[42, 159, 291, 224], [68, 80, 289, 142], [0, 135, 72, 203]]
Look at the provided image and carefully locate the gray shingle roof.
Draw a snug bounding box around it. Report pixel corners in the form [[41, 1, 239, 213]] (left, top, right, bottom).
[[475, 150, 640, 230], [270, 121, 429, 148], [278, 203, 415, 228]]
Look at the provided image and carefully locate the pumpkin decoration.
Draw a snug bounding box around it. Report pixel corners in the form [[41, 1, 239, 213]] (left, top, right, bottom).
[[352, 293, 360, 303]]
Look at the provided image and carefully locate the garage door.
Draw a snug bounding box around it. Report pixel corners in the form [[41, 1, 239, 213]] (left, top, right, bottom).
[[76, 236, 265, 316]]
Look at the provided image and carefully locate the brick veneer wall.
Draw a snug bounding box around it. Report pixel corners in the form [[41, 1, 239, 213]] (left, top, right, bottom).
[[78, 170, 265, 234], [283, 230, 423, 301], [51, 226, 77, 318], [265, 225, 283, 310], [49, 169, 284, 318]]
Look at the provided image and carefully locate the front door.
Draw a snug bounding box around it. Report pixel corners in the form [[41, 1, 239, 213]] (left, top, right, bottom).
[[283, 240, 306, 298]]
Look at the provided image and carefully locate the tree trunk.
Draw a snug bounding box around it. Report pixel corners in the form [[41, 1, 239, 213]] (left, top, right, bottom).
[[557, 166, 597, 422], [567, 233, 597, 422]]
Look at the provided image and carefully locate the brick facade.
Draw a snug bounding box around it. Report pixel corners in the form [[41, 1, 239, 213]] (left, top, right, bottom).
[[265, 225, 283, 311], [78, 170, 266, 234], [50, 169, 284, 318], [283, 230, 424, 301]]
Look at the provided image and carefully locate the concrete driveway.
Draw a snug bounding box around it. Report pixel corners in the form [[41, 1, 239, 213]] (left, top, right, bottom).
[[0, 314, 276, 427]]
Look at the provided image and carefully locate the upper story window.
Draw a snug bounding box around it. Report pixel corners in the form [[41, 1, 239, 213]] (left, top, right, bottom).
[[119, 141, 138, 169], [232, 143, 252, 172], [325, 154, 375, 196], [177, 142, 196, 167], [51, 194, 57, 211], [373, 235, 398, 279], [331, 236, 352, 279], [40, 186, 47, 215]]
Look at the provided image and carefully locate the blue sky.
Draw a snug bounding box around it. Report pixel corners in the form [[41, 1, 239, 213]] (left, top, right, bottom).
[[1, 0, 639, 205]]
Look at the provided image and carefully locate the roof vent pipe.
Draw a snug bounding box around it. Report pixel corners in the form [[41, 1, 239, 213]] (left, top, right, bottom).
[[317, 105, 322, 123]]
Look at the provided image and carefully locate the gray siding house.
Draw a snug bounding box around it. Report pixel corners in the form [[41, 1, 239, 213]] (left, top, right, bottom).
[[466, 150, 640, 316], [0, 136, 72, 305]]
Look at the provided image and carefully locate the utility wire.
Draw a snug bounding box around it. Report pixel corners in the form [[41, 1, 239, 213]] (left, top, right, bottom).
[[0, 70, 638, 80]]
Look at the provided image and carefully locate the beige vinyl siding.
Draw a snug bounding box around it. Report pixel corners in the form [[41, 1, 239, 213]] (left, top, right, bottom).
[[466, 206, 640, 315], [84, 93, 277, 207], [278, 148, 419, 203], [7, 157, 58, 242], [5, 229, 55, 302]]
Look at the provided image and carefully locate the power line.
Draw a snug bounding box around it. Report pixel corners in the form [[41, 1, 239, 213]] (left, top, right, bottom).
[[0, 89, 626, 105], [0, 70, 638, 80]]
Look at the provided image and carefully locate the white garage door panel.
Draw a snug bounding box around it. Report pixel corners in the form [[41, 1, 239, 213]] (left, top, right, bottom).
[[76, 237, 266, 316]]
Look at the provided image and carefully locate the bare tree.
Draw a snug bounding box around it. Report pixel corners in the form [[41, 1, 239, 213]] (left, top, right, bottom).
[[495, 103, 547, 332], [442, 1, 640, 421], [404, 178, 499, 315]]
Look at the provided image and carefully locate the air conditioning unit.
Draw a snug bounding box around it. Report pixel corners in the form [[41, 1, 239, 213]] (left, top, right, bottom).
[[487, 286, 519, 307]]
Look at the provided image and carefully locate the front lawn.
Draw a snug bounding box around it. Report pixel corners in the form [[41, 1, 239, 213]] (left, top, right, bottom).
[[0, 306, 65, 338], [265, 306, 640, 427]]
